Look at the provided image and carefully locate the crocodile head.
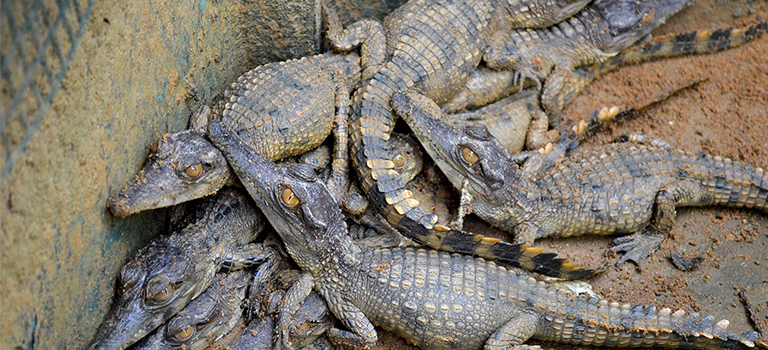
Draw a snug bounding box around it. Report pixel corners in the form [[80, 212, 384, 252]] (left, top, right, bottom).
[[390, 133, 424, 184], [107, 130, 234, 217], [393, 92, 512, 194], [595, 0, 694, 52], [207, 120, 355, 272], [393, 92, 540, 223], [88, 246, 199, 350], [130, 271, 248, 350]]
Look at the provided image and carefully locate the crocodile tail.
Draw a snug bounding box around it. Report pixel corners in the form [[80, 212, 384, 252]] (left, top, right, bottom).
[[554, 23, 768, 111], [397, 215, 595, 280], [684, 152, 768, 213], [619, 22, 768, 67], [351, 66, 431, 248], [533, 288, 767, 349], [351, 62, 412, 196], [554, 23, 768, 151]]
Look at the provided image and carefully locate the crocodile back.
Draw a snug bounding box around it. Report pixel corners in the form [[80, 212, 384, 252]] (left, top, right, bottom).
[[338, 248, 765, 350], [346, 248, 525, 350], [176, 187, 266, 246], [213, 53, 360, 161], [536, 143, 768, 236]]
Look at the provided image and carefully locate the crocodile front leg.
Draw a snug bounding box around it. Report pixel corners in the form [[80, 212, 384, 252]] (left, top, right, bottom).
[[612, 180, 707, 265]]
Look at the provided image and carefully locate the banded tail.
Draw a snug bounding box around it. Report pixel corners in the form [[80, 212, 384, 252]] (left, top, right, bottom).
[[552, 23, 768, 114], [627, 22, 768, 64], [401, 219, 596, 280], [678, 150, 768, 213], [532, 285, 767, 349]]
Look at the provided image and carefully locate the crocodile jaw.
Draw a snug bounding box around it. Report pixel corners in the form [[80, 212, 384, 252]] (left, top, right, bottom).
[[107, 130, 233, 216]]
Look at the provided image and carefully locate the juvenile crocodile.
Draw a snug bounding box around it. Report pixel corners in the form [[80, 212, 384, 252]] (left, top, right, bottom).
[[393, 24, 768, 228], [540, 22, 768, 118], [483, 0, 694, 124], [324, 0, 593, 277], [130, 270, 249, 350], [207, 120, 767, 350], [107, 52, 361, 216], [394, 91, 768, 265], [89, 188, 272, 350], [443, 21, 768, 129]]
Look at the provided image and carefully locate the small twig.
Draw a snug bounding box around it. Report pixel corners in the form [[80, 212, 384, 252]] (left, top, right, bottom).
[[738, 287, 765, 335]]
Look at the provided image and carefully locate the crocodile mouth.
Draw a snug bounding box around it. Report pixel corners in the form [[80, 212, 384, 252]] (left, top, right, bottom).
[[106, 168, 219, 217], [107, 131, 234, 216]]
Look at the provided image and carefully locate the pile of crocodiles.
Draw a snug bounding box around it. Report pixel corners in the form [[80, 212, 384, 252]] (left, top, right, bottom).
[[93, 0, 768, 348]]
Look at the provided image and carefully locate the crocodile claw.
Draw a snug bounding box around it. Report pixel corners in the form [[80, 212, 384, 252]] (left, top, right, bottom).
[[611, 229, 666, 265]]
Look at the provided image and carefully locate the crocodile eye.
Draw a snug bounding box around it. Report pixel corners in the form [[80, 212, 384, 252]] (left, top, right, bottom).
[[460, 145, 479, 164], [147, 284, 174, 304], [185, 163, 203, 179], [392, 152, 406, 169], [280, 187, 300, 207], [169, 324, 195, 343], [149, 140, 159, 153]]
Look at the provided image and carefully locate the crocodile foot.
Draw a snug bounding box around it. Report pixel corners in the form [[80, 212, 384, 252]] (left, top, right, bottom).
[[611, 229, 666, 265], [514, 68, 544, 92]]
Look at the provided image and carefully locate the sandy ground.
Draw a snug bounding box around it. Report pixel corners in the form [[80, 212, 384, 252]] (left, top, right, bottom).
[[375, 0, 768, 348]]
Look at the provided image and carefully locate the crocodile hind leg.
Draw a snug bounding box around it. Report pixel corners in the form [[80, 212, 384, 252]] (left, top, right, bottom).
[[322, 2, 385, 80], [484, 310, 540, 350], [612, 180, 707, 265]]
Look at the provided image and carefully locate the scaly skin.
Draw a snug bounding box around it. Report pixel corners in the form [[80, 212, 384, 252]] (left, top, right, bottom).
[[411, 24, 768, 224], [210, 120, 593, 280], [207, 121, 766, 350], [443, 22, 768, 125], [226, 283, 335, 350], [484, 0, 694, 123], [89, 188, 270, 350], [130, 271, 249, 350], [107, 52, 361, 216], [325, 0, 594, 278], [394, 91, 768, 265], [441, 23, 768, 156], [545, 22, 768, 118]]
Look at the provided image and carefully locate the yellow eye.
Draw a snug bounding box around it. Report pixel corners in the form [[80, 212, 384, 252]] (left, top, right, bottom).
[[149, 140, 159, 153], [280, 187, 300, 207], [185, 163, 203, 179], [392, 152, 406, 168], [172, 325, 195, 342], [149, 285, 173, 303], [460, 146, 479, 164]]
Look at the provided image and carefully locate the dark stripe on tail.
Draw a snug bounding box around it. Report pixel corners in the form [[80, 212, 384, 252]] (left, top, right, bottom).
[[393, 203, 596, 280]]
